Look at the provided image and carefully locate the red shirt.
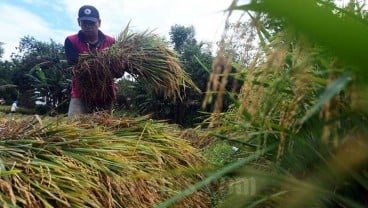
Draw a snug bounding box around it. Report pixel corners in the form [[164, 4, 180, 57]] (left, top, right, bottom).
[[64, 30, 115, 98]]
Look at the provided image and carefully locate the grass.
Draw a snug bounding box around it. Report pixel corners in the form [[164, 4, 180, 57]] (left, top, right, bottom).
[[0, 105, 36, 115]]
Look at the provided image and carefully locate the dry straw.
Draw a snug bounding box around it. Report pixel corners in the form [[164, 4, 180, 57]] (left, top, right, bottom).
[[73, 25, 196, 107], [0, 114, 211, 207]]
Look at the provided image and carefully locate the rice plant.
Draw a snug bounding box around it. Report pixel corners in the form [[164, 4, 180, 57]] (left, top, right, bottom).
[[0, 113, 211, 207], [161, 0, 368, 207]]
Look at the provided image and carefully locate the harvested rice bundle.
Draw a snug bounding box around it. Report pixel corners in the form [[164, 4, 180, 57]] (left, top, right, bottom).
[[73, 26, 195, 107], [73, 52, 116, 107], [0, 114, 211, 208]]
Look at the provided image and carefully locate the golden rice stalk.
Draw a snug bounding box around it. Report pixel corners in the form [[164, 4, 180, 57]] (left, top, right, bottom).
[[0, 114, 211, 208], [73, 26, 196, 107], [204, 50, 233, 128]]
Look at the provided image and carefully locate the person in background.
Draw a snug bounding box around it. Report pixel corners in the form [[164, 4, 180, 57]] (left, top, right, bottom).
[[64, 5, 116, 117], [11, 101, 17, 113], [0, 98, 5, 105]]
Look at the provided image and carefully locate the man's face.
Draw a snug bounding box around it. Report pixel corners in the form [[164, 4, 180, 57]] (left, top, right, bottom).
[[79, 20, 100, 35]]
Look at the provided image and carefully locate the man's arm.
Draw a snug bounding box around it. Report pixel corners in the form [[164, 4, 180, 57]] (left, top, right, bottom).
[[64, 38, 79, 66]]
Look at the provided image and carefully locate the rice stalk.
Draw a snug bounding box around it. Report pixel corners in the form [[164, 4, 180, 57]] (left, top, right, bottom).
[[0, 114, 211, 207], [73, 26, 196, 107], [207, 51, 233, 128]]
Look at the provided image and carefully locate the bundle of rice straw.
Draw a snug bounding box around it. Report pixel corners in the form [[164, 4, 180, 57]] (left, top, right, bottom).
[[0, 114, 211, 208], [73, 25, 196, 107]]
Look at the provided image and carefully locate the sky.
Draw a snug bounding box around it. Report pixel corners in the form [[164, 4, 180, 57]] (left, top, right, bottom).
[[0, 0, 235, 60]]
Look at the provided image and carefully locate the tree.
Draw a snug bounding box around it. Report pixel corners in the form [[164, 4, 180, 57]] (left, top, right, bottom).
[[0, 61, 17, 104], [0, 42, 4, 58], [11, 36, 70, 112], [0, 43, 17, 104], [169, 25, 214, 126], [169, 25, 196, 52]]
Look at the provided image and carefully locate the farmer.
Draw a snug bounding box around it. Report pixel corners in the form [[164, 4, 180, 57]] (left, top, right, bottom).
[[64, 5, 116, 117]]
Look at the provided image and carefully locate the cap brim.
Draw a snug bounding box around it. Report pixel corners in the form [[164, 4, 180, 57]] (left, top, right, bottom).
[[78, 17, 98, 22]]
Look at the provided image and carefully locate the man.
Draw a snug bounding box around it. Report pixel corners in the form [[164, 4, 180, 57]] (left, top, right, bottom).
[[64, 5, 116, 117]]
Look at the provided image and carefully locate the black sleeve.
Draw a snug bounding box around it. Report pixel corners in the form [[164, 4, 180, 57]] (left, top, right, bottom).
[[64, 38, 79, 66]]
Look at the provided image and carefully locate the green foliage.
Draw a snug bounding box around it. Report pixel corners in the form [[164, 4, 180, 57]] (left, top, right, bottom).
[[232, 0, 368, 79], [203, 141, 241, 167], [0, 60, 17, 101], [169, 24, 196, 52], [157, 1, 368, 208], [10, 36, 69, 112], [34, 104, 52, 115], [194, 0, 368, 207], [0, 104, 35, 115]]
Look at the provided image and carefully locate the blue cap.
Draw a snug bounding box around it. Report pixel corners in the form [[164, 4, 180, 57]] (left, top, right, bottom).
[[78, 5, 100, 22]]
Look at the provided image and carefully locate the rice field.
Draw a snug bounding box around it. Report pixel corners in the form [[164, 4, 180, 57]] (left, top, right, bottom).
[[1, 1, 368, 208]]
